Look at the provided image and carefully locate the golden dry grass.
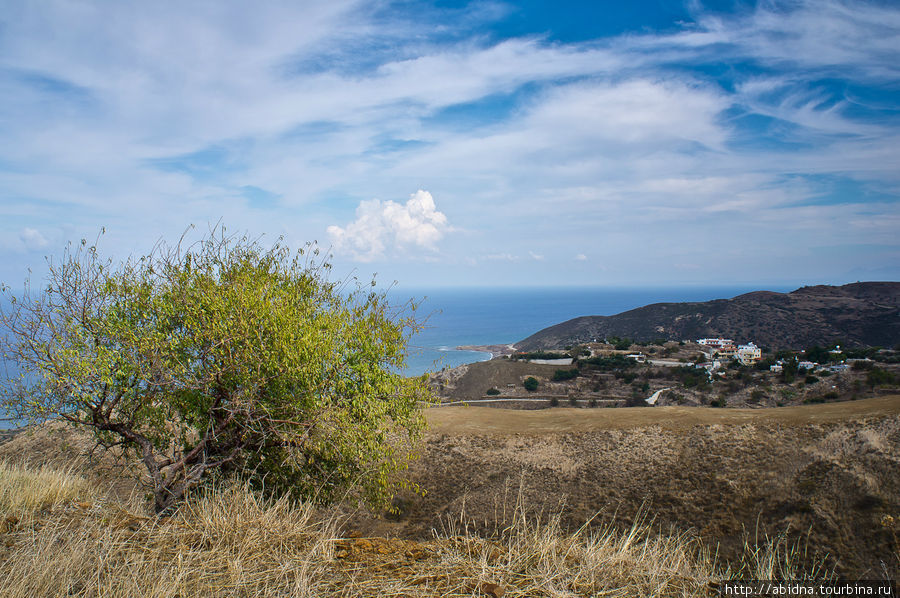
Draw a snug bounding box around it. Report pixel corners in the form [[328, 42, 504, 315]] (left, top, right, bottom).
[[0, 461, 834, 598], [0, 461, 93, 522], [0, 473, 336, 597]]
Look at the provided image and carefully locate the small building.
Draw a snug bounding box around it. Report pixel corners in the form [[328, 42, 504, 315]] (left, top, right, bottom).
[[798, 361, 817, 371], [626, 353, 646, 363], [698, 338, 736, 358], [698, 338, 735, 349], [770, 364, 783, 373], [735, 342, 761, 365]]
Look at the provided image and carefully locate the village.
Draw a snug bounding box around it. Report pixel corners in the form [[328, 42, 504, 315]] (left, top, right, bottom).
[[430, 336, 899, 409]]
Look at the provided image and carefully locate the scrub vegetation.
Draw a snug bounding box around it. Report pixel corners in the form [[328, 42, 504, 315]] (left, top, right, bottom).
[[0, 228, 430, 513]]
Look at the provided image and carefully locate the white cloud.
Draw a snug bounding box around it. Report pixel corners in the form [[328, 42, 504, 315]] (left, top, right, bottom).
[[0, 1, 897, 286], [575, 253, 587, 261], [19, 228, 49, 251], [528, 251, 544, 261], [327, 190, 448, 261]]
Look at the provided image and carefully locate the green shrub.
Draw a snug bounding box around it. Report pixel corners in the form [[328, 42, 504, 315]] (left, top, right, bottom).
[[580, 354, 634, 371], [866, 367, 896, 388], [552, 368, 579, 381], [0, 228, 431, 513], [523, 377, 539, 392], [486, 388, 500, 396]]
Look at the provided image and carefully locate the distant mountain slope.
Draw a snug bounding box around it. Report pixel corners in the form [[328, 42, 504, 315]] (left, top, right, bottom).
[[515, 282, 900, 351]]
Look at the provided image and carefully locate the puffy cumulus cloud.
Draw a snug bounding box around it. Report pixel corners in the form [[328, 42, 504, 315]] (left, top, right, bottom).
[[575, 253, 587, 261], [327, 190, 448, 261], [19, 228, 49, 251]]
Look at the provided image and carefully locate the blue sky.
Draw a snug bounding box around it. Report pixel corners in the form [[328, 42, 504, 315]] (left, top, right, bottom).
[[1, 0, 898, 289]]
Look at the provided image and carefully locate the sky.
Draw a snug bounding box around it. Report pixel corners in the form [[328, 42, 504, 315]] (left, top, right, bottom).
[[1, 0, 899, 290]]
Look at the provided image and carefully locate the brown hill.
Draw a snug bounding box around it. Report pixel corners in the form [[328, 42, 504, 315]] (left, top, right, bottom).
[[515, 281, 900, 351], [389, 397, 900, 580], [3, 398, 899, 581]]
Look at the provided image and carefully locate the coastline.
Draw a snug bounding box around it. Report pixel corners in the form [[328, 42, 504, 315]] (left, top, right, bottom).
[[454, 343, 517, 358]]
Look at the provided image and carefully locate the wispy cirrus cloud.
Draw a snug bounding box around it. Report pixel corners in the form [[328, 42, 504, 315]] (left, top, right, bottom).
[[0, 0, 897, 286]]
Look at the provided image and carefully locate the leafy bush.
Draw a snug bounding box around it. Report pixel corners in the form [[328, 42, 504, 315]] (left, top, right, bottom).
[[0, 229, 430, 512], [608, 336, 633, 351], [866, 367, 897, 388], [523, 377, 539, 392], [552, 368, 579, 381], [804, 345, 831, 364], [619, 372, 638, 384], [581, 354, 634, 371], [672, 366, 709, 389], [486, 388, 501, 396]]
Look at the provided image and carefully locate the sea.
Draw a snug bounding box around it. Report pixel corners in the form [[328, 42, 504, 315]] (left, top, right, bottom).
[[0, 285, 793, 428], [392, 286, 794, 376]]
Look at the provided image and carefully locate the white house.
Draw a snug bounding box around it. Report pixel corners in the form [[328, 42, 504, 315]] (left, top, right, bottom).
[[735, 342, 761, 365]]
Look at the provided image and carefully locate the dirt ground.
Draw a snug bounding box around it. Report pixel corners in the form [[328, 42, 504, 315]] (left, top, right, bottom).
[[352, 396, 900, 580]]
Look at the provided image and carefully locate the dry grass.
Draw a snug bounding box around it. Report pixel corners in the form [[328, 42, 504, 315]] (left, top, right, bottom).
[[0, 472, 336, 597], [0, 461, 93, 522], [0, 461, 834, 598]]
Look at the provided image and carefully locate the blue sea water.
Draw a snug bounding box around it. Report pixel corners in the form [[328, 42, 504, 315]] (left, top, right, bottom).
[[392, 286, 793, 376], [0, 286, 793, 428]]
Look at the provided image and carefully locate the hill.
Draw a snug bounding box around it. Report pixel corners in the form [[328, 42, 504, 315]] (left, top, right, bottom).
[[387, 396, 900, 580], [3, 397, 898, 591], [515, 282, 900, 351]]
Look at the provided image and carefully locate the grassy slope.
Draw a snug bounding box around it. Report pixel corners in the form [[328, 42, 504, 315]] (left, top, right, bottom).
[[0, 462, 834, 598], [0, 398, 897, 594], [364, 397, 900, 580]]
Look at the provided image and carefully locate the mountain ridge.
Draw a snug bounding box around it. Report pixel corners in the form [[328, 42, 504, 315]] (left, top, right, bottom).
[[515, 281, 900, 351]]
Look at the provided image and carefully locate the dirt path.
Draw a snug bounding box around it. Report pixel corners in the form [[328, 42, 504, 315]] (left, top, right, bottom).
[[426, 395, 900, 435]]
